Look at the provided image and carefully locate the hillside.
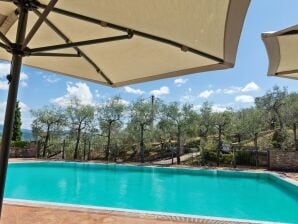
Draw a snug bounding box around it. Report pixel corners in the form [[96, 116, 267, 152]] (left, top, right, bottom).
[[0, 125, 34, 141]]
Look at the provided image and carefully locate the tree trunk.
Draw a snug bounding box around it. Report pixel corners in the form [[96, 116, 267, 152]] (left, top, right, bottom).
[[36, 140, 41, 158], [293, 123, 297, 151], [74, 125, 81, 160], [105, 121, 112, 161], [43, 124, 50, 158], [140, 124, 145, 163], [275, 109, 283, 129], [177, 125, 181, 165], [217, 125, 222, 166]]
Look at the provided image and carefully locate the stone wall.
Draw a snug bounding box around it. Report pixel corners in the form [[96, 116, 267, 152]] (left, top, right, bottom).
[[9, 147, 37, 158], [269, 150, 298, 171]]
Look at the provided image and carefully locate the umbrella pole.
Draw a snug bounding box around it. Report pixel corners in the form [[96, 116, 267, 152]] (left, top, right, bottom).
[[0, 5, 28, 216]]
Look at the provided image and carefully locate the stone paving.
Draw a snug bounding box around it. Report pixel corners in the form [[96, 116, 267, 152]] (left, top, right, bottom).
[[1, 204, 252, 224]]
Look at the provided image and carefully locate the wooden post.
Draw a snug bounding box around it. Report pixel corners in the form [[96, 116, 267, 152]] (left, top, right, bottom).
[[254, 133, 258, 168], [293, 123, 297, 151], [87, 140, 91, 161], [62, 139, 65, 160], [232, 145, 236, 168], [217, 125, 222, 166], [83, 138, 87, 160]]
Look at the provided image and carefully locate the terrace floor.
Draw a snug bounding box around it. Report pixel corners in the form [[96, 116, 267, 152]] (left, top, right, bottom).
[[1, 204, 248, 224]]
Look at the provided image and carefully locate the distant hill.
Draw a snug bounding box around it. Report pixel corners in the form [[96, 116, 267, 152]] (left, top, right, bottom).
[[0, 125, 34, 141]]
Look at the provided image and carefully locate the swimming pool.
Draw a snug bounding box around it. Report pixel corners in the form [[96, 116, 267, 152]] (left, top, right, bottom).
[[5, 162, 298, 223]]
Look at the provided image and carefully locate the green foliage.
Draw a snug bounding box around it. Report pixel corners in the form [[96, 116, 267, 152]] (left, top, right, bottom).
[[12, 101, 22, 141], [28, 86, 298, 162], [271, 129, 287, 149], [11, 140, 29, 147], [255, 86, 287, 130]]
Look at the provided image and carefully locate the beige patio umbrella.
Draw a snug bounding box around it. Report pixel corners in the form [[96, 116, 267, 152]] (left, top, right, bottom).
[[262, 25, 298, 80], [0, 0, 250, 217]]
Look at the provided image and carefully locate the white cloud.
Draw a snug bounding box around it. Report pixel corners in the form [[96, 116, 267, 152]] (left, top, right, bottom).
[[95, 90, 100, 98], [124, 86, 145, 95], [0, 81, 8, 90], [20, 81, 28, 88], [222, 82, 260, 95], [0, 101, 29, 112], [0, 101, 6, 110], [212, 105, 228, 113], [180, 87, 195, 102], [0, 101, 31, 128], [43, 75, 60, 84], [199, 90, 214, 98], [223, 86, 242, 94], [51, 82, 94, 106], [0, 63, 10, 76], [20, 72, 28, 80], [150, 86, 170, 96], [19, 102, 29, 112], [180, 95, 194, 102], [0, 63, 29, 89], [235, 95, 254, 103], [174, 78, 188, 87], [193, 105, 202, 111], [241, 82, 259, 92], [119, 99, 129, 106]]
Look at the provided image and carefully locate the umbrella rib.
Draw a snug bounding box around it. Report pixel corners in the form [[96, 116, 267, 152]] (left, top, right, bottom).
[[0, 31, 11, 47], [29, 35, 132, 53], [22, 0, 59, 50], [33, 10, 113, 85], [280, 30, 298, 36], [38, 4, 224, 63], [29, 52, 81, 57], [276, 69, 298, 76], [0, 42, 8, 50]]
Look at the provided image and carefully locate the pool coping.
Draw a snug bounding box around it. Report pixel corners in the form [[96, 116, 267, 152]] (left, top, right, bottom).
[[3, 199, 285, 224], [6, 161, 298, 224]]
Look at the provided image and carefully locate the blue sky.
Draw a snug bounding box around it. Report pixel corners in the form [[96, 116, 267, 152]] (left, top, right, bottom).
[[0, 0, 298, 129]]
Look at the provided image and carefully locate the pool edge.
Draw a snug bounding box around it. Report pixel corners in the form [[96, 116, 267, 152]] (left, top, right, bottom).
[[9, 160, 298, 186]]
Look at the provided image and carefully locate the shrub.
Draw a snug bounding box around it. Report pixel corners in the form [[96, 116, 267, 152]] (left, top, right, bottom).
[[221, 153, 233, 164], [11, 141, 30, 148]]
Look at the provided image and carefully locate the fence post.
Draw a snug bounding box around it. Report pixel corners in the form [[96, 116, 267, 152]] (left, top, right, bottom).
[[62, 139, 65, 160], [171, 147, 174, 165], [267, 149, 270, 170], [83, 139, 87, 161], [233, 146, 236, 168], [36, 140, 41, 158], [87, 140, 91, 161], [256, 148, 259, 168]]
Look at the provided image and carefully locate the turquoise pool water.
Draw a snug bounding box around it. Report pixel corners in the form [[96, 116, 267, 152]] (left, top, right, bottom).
[[5, 162, 298, 223]]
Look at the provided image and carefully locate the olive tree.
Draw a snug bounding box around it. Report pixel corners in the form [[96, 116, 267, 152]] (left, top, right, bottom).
[[130, 98, 154, 163], [161, 102, 193, 164], [66, 98, 95, 160], [31, 106, 66, 158], [97, 96, 126, 161]]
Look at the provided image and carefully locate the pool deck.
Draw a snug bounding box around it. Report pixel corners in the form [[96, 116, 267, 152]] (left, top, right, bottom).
[[3, 158, 297, 224], [1, 203, 252, 224]]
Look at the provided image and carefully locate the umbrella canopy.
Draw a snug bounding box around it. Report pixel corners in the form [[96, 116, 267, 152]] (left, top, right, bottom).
[[0, 0, 250, 219], [262, 25, 298, 80], [1, 0, 250, 87]]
